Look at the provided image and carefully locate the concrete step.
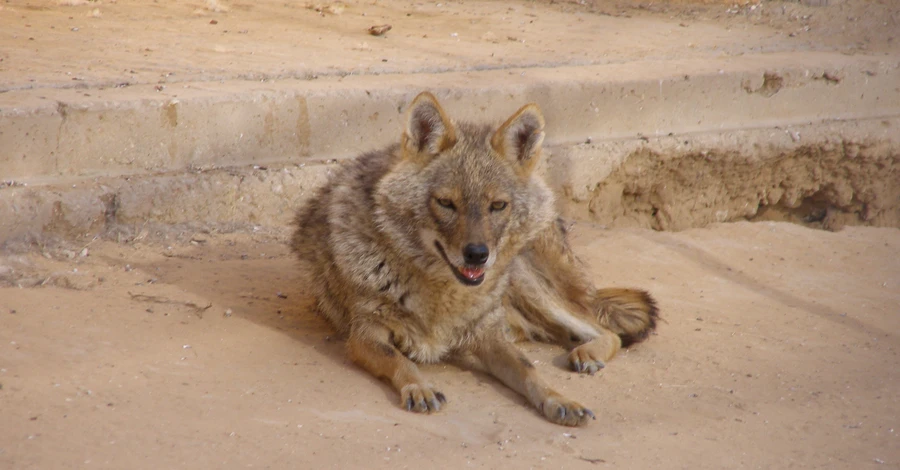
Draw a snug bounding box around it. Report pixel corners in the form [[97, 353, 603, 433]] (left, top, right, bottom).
[[1, 0, 899, 244], [3, 51, 898, 183]]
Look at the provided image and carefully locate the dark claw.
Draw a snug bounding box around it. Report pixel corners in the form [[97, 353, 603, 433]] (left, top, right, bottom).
[[557, 407, 566, 420], [427, 397, 441, 412], [417, 399, 428, 412], [585, 408, 596, 420], [406, 397, 414, 411], [581, 360, 605, 375], [571, 359, 582, 372], [435, 392, 447, 404]]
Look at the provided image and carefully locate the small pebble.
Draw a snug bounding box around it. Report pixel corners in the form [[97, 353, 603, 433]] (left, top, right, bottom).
[[368, 24, 392, 36]]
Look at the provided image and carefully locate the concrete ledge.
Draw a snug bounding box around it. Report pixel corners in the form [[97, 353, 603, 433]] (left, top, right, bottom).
[[2, 116, 897, 244], [2, 52, 898, 183], [2, 50, 899, 244], [0, 163, 333, 244]]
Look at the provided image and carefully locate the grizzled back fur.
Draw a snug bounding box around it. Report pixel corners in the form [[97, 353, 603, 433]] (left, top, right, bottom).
[[292, 91, 658, 364], [291, 92, 556, 345]]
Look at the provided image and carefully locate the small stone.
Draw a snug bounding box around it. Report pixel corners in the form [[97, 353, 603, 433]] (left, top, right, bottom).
[[368, 24, 392, 36]]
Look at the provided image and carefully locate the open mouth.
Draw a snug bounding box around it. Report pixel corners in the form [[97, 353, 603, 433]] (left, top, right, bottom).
[[434, 241, 485, 286]]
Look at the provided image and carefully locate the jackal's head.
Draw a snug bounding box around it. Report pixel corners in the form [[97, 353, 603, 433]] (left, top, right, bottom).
[[375, 92, 555, 287]]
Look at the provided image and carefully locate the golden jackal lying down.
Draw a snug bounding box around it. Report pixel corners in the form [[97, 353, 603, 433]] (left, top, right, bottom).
[[292, 92, 658, 427]]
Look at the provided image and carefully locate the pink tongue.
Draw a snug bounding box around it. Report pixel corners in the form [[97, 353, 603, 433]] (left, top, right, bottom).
[[460, 267, 484, 280]]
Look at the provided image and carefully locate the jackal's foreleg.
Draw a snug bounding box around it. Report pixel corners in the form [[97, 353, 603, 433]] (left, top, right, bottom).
[[470, 332, 595, 427], [346, 323, 446, 413]]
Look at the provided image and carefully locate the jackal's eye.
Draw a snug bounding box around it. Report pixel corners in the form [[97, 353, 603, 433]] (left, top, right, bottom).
[[435, 197, 456, 210], [490, 201, 508, 212]]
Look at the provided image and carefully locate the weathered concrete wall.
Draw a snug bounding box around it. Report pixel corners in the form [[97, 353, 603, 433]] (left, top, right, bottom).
[[2, 115, 897, 246], [3, 53, 898, 181], [2, 53, 899, 243]]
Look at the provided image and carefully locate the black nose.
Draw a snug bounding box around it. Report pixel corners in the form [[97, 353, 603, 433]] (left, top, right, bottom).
[[463, 243, 489, 265]]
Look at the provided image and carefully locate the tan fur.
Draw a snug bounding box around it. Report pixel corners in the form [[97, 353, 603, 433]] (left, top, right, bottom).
[[291, 92, 659, 426]]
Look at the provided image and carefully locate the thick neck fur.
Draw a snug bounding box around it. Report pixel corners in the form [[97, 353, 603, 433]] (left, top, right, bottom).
[[361, 122, 555, 361]]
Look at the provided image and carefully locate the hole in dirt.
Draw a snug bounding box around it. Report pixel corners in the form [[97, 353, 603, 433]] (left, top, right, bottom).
[[586, 143, 899, 232], [752, 189, 861, 230]]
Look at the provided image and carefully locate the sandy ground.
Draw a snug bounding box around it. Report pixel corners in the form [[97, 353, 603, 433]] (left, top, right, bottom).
[[1, 222, 898, 469], [1, 0, 896, 91]]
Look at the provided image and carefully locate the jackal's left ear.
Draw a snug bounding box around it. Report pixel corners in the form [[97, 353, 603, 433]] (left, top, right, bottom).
[[402, 92, 457, 159], [491, 104, 545, 175]]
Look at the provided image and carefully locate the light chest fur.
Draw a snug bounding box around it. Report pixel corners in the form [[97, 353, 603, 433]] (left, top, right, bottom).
[[321, 150, 515, 363], [371, 258, 511, 363]]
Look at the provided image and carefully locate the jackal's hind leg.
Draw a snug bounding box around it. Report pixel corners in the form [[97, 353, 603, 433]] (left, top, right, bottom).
[[568, 327, 622, 375]]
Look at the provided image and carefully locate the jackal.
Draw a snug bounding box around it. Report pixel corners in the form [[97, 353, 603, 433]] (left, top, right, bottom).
[[291, 92, 658, 426]]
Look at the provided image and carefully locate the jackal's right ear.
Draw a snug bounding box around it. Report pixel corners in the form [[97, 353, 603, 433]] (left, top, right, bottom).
[[491, 104, 545, 175], [402, 92, 457, 159]]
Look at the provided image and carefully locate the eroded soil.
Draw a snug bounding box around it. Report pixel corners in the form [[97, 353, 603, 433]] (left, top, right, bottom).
[[587, 136, 899, 231]]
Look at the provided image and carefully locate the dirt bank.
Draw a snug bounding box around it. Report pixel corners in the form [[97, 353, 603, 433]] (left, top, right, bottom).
[[587, 131, 899, 231]]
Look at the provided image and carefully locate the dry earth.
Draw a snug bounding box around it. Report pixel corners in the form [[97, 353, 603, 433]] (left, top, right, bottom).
[[1, 0, 897, 91], [1, 222, 898, 469]]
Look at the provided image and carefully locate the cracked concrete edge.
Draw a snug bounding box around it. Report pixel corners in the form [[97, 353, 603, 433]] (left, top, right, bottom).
[[2, 116, 897, 246], [0, 161, 334, 245], [2, 51, 899, 184]]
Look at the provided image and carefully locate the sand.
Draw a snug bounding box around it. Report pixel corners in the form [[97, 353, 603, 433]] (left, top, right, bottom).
[[1, 221, 898, 468]]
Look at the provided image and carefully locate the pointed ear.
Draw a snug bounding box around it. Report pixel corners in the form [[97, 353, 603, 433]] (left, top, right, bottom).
[[491, 103, 545, 174], [402, 92, 457, 158]]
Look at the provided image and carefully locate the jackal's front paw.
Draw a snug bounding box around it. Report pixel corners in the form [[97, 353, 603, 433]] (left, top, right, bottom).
[[539, 395, 595, 427], [400, 383, 447, 413]]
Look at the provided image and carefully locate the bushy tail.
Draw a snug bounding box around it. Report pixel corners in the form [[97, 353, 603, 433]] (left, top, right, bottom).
[[594, 288, 659, 347]]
